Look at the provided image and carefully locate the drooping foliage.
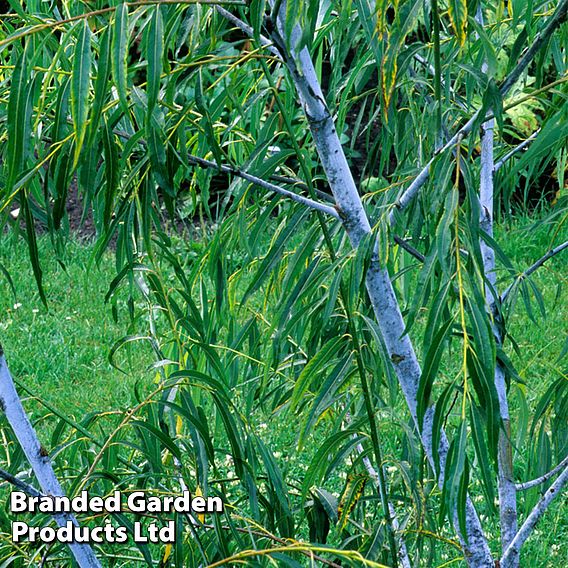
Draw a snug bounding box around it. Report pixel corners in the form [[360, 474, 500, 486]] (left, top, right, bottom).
[[0, 1, 567, 566]]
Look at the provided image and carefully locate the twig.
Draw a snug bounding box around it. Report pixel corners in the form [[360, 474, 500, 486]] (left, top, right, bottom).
[[500, 240, 568, 303], [500, 463, 568, 566], [268, 173, 333, 202], [186, 154, 340, 219], [215, 6, 280, 57], [388, 0, 568, 224], [393, 235, 425, 263], [494, 130, 540, 172], [0, 467, 44, 497], [200, 524, 341, 567], [516, 455, 568, 491]]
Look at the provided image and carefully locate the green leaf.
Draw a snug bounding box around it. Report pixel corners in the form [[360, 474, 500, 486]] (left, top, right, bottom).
[[337, 474, 367, 532], [112, 2, 129, 112], [290, 336, 344, 413], [146, 7, 163, 116], [242, 208, 309, 304], [87, 26, 111, 148], [21, 194, 47, 307], [6, 48, 32, 193], [131, 419, 182, 461], [102, 119, 120, 229], [256, 437, 294, 536], [313, 487, 339, 524], [299, 355, 353, 448], [484, 78, 504, 133], [302, 429, 362, 500], [441, 420, 468, 530], [432, 383, 456, 475], [470, 404, 496, 512], [417, 318, 454, 425], [0, 263, 16, 299], [71, 20, 91, 166]]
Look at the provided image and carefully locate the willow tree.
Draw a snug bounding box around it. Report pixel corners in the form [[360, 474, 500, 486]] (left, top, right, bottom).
[[0, 1, 567, 567]]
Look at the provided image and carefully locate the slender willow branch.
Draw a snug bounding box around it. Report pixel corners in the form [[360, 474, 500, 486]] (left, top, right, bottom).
[[516, 455, 568, 491], [500, 1, 568, 94], [189, 146, 425, 263], [475, 7, 518, 564], [393, 235, 425, 263], [250, 3, 494, 565], [0, 467, 43, 497], [501, 464, 568, 566], [216, 6, 280, 57], [186, 154, 340, 219], [201, 524, 341, 568], [0, 351, 101, 568], [388, 0, 568, 224], [501, 240, 568, 303], [494, 130, 540, 172]]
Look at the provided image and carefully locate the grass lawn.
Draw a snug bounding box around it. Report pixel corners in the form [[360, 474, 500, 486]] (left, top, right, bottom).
[[0, 214, 566, 565], [0, 238, 153, 423]]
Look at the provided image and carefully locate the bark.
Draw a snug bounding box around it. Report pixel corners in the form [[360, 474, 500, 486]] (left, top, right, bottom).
[[501, 240, 568, 303], [476, 5, 518, 560], [389, 0, 568, 222], [0, 351, 101, 567], [516, 455, 568, 491], [500, 464, 568, 566], [266, 7, 494, 566]]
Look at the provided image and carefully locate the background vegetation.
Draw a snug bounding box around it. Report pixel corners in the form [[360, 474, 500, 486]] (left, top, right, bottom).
[[0, 0, 567, 566]]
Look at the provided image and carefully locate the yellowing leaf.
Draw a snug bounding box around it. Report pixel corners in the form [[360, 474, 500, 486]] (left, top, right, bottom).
[[162, 544, 172, 564], [381, 49, 398, 113], [448, 0, 468, 46], [195, 485, 205, 523], [375, 0, 389, 40]]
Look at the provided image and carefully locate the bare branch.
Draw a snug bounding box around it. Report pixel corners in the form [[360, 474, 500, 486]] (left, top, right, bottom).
[[516, 455, 568, 491], [501, 463, 568, 566], [0, 467, 43, 497], [186, 153, 341, 219], [501, 240, 568, 303], [389, 0, 568, 223], [0, 355, 101, 568], [494, 130, 540, 172], [475, 7, 518, 564], [215, 6, 280, 57]]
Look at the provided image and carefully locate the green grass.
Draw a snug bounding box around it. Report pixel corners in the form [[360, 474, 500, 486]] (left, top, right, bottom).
[[0, 216, 566, 566], [0, 238, 153, 426]]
